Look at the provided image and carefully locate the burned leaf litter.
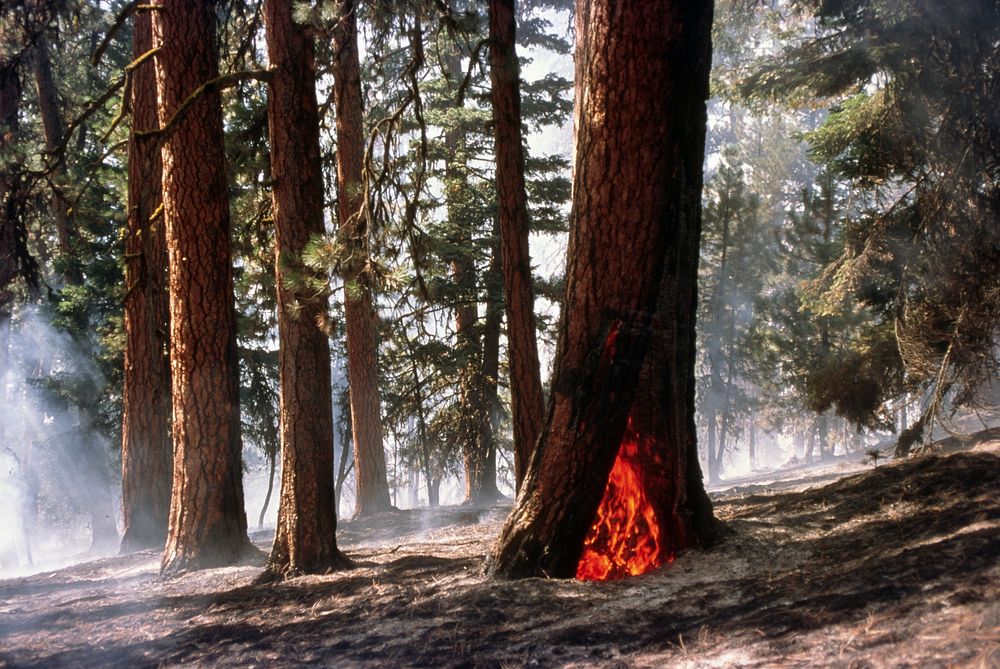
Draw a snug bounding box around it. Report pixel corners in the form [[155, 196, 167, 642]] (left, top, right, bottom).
[[1, 442, 998, 668]]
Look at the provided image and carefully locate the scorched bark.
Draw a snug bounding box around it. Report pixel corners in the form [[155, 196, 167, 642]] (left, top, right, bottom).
[[485, 0, 718, 579]]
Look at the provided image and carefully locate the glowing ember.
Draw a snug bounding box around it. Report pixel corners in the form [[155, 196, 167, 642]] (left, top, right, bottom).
[[576, 417, 671, 580]]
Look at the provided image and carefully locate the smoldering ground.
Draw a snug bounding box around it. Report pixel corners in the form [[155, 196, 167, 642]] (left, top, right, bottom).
[[1, 438, 997, 668]]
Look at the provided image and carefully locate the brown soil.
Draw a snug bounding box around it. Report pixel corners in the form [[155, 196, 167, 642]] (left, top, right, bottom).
[[1, 443, 998, 668]]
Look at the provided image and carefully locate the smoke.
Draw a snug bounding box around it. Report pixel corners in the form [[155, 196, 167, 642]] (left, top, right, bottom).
[[0, 306, 120, 579]]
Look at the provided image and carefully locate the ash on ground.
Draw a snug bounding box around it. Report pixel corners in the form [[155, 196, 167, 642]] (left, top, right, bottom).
[[1, 440, 998, 668]]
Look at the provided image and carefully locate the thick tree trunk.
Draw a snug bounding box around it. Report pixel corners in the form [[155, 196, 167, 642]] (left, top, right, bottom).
[[485, 0, 716, 579], [262, 0, 350, 577], [153, 0, 252, 576], [120, 10, 172, 554], [488, 0, 545, 490], [332, 0, 392, 517]]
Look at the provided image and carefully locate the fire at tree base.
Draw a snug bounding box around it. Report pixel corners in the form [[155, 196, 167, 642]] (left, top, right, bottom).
[[576, 417, 678, 581]]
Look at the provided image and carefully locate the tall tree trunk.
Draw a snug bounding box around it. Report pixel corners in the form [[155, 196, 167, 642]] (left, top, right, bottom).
[[120, 9, 173, 554], [332, 0, 392, 517], [706, 409, 718, 484], [31, 35, 78, 284], [154, 0, 252, 576], [257, 450, 275, 528], [261, 0, 350, 579], [0, 60, 21, 427], [818, 412, 829, 460], [474, 232, 503, 502], [485, 0, 717, 579], [488, 0, 544, 490], [440, 51, 491, 505], [34, 29, 118, 554]]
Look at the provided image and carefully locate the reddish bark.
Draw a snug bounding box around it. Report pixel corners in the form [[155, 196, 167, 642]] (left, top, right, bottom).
[[120, 9, 172, 553], [485, 0, 718, 579], [153, 0, 252, 576], [488, 0, 545, 490], [262, 0, 350, 577], [332, 0, 392, 517]]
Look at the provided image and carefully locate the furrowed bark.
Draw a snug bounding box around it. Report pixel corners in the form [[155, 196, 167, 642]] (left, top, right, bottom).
[[488, 0, 545, 491], [154, 0, 253, 576], [485, 0, 717, 579], [120, 9, 172, 554], [262, 0, 350, 578], [332, 0, 392, 517]]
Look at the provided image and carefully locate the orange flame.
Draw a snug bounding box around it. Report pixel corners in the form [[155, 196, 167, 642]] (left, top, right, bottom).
[[576, 418, 671, 580]]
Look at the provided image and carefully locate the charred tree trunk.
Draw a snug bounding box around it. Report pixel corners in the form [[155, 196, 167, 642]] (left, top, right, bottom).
[[120, 9, 173, 554], [262, 0, 350, 577], [488, 0, 544, 490], [31, 35, 78, 284], [154, 0, 252, 576], [332, 0, 392, 517], [485, 0, 717, 579], [334, 429, 353, 515]]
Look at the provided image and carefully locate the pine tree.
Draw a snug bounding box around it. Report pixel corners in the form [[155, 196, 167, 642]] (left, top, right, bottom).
[[154, 0, 253, 576], [332, 0, 393, 517], [488, 0, 544, 489], [120, 8, 172, 553], [486, 0, 718, 579], [261, 0, 350, 577]]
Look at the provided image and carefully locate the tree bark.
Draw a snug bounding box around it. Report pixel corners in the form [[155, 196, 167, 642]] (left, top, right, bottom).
[[0, 60, 21, 408], [31, 34, 78, 284], [332, 0, 392, 517], [474, 232, 503, 502], [262, 0, 350, 578], [488, 0, 545, 491], [120, 9, 173, 554], [153, 0, 252, 576], [485, 0, 717, 579]]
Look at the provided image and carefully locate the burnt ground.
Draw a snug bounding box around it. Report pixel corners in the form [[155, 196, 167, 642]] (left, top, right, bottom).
[[1, 442, 998, 668]]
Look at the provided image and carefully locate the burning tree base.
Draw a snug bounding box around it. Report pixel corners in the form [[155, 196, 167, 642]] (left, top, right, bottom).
[[576, 417, 678, 581]]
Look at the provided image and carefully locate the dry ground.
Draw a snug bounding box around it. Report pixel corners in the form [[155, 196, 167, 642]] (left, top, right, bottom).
[[1, 441, 998, 668]]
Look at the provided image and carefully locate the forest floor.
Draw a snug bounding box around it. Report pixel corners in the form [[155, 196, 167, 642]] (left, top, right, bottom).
[[1, 437, 999, 668]]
